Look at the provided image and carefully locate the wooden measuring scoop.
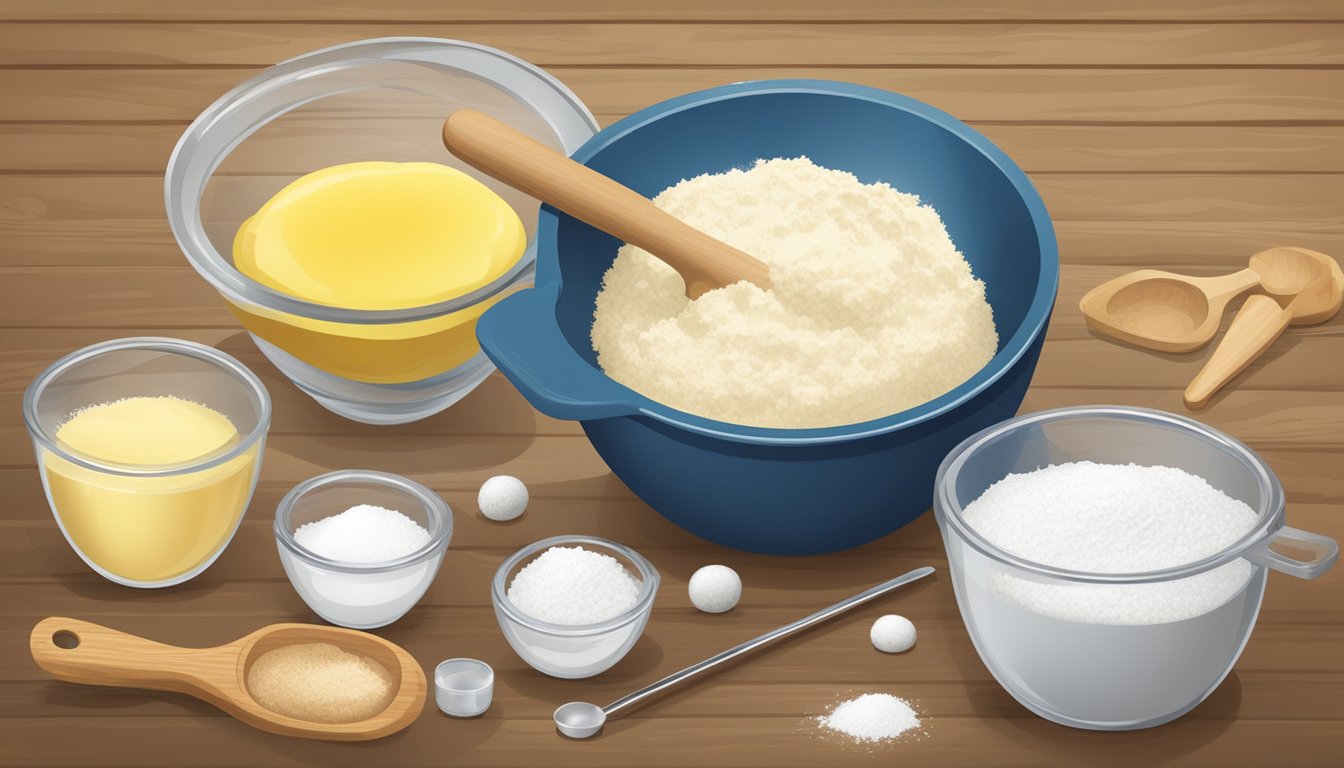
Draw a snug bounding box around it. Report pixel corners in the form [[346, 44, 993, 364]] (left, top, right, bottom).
[[30, 617, 426, 741], [442, 109, 772, 299], [1185, 248, 1343, 409], [1079, 247, 1328, 353]]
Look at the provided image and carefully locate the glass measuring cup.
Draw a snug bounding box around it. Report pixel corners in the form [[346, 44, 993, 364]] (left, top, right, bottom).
[[934, 405, 1337, 730], [24, 338, 271, 588]]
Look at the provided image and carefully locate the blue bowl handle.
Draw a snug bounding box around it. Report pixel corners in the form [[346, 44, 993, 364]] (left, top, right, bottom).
[[477, 286, 639, 421]]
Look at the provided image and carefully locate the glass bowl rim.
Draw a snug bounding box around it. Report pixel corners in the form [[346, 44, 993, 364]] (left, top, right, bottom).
[[273, 468, 454, 573], [491, 534, 661, 637], [933, 405, 1285, 585], [165, 36, 597, 326], [22, 336, 272, 478]]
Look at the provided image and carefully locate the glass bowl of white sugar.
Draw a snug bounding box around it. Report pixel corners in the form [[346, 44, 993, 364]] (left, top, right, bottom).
[[275, 469, 453, 629], [491, 535, 659, 679], [935, 405, 1337, 731]]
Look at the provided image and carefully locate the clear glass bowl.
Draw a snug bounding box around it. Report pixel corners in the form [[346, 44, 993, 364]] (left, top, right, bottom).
[[23, 337, 271, 588], [491, 535, 660, 679], [934, 405, 1338, 730], [274, 469, 453, 629], [165, 37, 598, 424]]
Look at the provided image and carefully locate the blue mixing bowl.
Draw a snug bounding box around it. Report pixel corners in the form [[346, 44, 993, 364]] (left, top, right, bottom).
[[477, 80, 1058, 555]]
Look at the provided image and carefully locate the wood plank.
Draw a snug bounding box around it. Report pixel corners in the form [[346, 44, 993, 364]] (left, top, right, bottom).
[[3, 174, 1340, 269], [3, 0, 1341, 23], [2, 23, 1342, 67], [5, 327, 1343, 425], [4, 122, 1342, 174], [4, 606, 1342, 689], [3, 325, 1343, 435], [3, 496, 1340, 591], [1, 471, 1339, 565], [3, 674, 1339, 723], [2, 422, 1340, 499], [0, 713, 1338, 768], [4, 217, 1340, 269], [7, 259, 1344, 330], [3, 68, 1342, 123]]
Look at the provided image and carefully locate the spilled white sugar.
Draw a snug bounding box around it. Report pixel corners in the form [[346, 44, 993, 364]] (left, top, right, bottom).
[[961, 462, 1261, 624], [817, 693, 921, 743], [293, 504, 430, 563], [507, 546, 642, 625]]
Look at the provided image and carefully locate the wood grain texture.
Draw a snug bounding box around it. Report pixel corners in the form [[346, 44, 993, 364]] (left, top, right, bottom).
[[6, 68, 1343, 122], [4, 123, 1344, 174], [3, 1, 1342, 22], [2, 22, 1343, 67], [0, 2, 1341, 766]]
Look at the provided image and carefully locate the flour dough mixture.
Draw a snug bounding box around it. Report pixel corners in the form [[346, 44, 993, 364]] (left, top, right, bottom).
[[592, 157, 997, 429]]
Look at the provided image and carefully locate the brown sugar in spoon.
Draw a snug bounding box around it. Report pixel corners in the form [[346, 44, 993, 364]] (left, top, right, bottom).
[[1079, 247, 1333, 353], [29, 617, 426, 741], [443, 109, 772, 299], [1185, 247, 1343, 409]]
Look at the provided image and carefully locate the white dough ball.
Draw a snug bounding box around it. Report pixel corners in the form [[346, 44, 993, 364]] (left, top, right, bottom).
[[870, 614, 916, 653], [478, 475, 528, 522], [688, 565, 741, 613]]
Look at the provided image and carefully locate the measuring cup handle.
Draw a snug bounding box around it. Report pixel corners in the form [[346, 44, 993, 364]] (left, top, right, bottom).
[[29, 617, 208, 694], [1244, 526, 1340, 579]]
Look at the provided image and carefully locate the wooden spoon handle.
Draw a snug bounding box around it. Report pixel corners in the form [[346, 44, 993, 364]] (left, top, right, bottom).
[[1195, 268, 1261, 305], [443, 109, 771, 298], [1185, 294, 1291, 409], [30, 617, 214, 695]]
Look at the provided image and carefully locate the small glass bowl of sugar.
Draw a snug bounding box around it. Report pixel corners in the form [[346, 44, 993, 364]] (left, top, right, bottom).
[[275, 469, 452, 629], [492, 535, 659, 679]]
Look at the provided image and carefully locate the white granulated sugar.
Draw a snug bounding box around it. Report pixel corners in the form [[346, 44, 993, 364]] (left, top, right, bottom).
[[591, 157, 997, 429], [688, 564, 741, 613], [870, 614, 916, 653], [817, 693, 921, 743], [293, 504, 431, 563], [507, 546, 642, 625], [961, 462, 1261, 624], [478, 474, 528, 522]]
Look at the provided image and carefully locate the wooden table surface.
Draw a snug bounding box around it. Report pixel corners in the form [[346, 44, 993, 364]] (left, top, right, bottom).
[[2, 2, 1342, 766]]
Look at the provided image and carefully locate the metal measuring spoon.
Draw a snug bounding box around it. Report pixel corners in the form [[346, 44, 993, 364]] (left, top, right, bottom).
[[553, 566, 935, 739]]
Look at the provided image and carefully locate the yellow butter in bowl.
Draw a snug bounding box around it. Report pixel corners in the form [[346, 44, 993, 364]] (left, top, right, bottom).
[[46, 396, 259, 584], [229, 161, 526, 383]]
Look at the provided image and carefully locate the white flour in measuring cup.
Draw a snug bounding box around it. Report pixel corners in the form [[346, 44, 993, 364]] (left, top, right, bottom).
[[962, 461, 1260, 624], [957, 461, 1264, 725]]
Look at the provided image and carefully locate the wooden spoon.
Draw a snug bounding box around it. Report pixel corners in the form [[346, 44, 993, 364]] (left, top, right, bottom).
[[1185, 248, 1343, 409], [1079, 247, 1330, 353], [30, 617, 425, 741], [443, 109, 772, 299]]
